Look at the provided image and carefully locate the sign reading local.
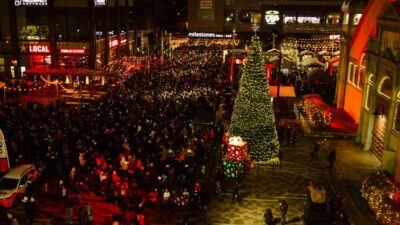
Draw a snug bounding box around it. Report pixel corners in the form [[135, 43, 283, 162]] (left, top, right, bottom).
[[265, 10, 280, 25], [60, 49, 85, 54], [29, 44, 50, 53], [15, 0, 48, 6]]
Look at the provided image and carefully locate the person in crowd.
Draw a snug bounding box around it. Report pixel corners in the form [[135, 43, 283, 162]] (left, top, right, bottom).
[[328, 148, 336, 169], [264, 208, 274, 225], [280, 200, 288, 225], [64, 194, 75, 224], [0, 45, 226, 223]]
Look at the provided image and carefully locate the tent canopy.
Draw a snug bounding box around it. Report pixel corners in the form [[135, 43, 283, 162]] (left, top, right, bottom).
[[269, 86, 296, 97], [301, 57, 325, 67], [300, 50, 315, 56], [307, 68, 332, 87]]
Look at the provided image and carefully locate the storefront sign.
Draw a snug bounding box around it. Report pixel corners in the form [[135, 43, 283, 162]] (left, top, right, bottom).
[[95, 0, 107, 6], [265, 10, 280, 25], [188, 32, 232, 38], [120, 39, 127, 44], [60, 49, 85, 54], [14, 0, 47, 6], [109, 39, 119, 48], [29, 45, 50, 53]]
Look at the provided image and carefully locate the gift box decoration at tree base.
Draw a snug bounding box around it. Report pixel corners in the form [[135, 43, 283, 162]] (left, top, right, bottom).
[[226, 136, 251, 168], [223, 159, 244, 179]]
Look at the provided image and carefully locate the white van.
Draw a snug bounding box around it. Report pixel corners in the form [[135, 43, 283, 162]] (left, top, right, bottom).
[[0, 164, 38, 207]]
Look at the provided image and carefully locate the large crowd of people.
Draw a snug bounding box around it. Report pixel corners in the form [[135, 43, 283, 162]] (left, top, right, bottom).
[[0, 45, 228, 224]]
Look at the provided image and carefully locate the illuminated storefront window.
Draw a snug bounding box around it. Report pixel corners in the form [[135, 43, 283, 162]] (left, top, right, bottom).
[[284, 16, 296, 24], [297, 16, 320, 24], [19, 25, 49, 41]]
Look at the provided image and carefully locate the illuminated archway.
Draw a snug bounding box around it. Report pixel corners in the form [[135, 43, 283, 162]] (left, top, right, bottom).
[[377, 76, 392, 99]]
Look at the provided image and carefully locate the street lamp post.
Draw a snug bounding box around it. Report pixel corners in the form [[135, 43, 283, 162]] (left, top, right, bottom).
[[230, 28, 236, 90]]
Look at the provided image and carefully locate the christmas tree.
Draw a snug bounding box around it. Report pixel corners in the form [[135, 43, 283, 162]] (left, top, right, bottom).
[[229, 35, 279, 162]]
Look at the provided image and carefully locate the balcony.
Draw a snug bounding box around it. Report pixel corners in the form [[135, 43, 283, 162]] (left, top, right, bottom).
[[283, 23, 341, 34]]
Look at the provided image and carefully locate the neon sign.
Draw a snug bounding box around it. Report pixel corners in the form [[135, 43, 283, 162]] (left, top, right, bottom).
[[120, 39, 127, 44], [60, 49, 85, 54], [109, 40, 118, 48], [29, 45, 50, 53], [15, 0, 47, 6], [265, 10, 280, 25]]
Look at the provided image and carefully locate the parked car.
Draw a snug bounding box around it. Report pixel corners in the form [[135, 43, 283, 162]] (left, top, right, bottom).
[[0, 164, 38, 207]]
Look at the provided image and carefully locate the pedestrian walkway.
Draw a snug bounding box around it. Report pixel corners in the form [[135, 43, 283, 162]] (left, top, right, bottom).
[[205, 138, 380, 225]]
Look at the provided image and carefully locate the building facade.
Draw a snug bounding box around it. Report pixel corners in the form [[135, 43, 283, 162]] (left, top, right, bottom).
[[358, 2, 400, 181], [0, 0, 136, 78], [188, 0, 343, 40]]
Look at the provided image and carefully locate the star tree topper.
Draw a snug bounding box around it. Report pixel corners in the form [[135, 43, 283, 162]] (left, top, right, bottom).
[[251, 23, 260, 35]]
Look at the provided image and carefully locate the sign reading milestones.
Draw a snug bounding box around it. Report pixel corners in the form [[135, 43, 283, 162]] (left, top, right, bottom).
[[29, 44, 50, 53], [15, 0, 48, 6], [265, 10, 280, 25]]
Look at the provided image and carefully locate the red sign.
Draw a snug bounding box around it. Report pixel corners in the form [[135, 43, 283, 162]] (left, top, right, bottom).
[[120, 39, 127, 44], [109, 39, 118, 48], [29, 45, 50, 53], [60, 49, 85, 54]]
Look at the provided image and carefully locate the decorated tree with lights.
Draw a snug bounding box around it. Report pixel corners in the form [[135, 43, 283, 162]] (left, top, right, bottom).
[[229, 35, 279, 162]]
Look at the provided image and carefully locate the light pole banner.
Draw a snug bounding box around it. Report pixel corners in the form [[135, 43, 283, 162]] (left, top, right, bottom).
[[0, 129, 10, 172]]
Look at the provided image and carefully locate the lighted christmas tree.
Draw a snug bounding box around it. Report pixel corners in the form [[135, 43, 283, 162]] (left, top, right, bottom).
[[229, 35, 279, 162]]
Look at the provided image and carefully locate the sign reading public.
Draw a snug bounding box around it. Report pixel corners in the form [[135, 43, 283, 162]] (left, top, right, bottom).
[[60, 49, 85, 54], [15, 0, 47, 6], [265, 10, 280, 25]]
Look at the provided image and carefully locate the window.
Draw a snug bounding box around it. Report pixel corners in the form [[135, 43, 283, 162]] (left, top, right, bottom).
[[297, 16, 320, 24], [284, 16, 297, 24], [394, 92, 400, 133], [347, 62, 355, 84], [378, 76, 392, 99]]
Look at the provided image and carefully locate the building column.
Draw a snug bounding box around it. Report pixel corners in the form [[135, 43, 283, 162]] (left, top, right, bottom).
[[8, 0, 20, 78], [115, 0, 121, 59], [88, 0, 96, 69], [124, 0, 130, 56], [362, 87, 377, 151], [335, 38, 349, 109], [104, 4, 110, 65], [48, 0, 56, 68]]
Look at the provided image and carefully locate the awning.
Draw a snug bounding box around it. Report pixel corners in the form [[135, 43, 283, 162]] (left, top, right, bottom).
[[300, 50, 315, 56], [269, 86, 296, 97]]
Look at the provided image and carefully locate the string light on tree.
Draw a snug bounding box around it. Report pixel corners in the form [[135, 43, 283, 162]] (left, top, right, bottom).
[[229, 35, 280, 162]]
